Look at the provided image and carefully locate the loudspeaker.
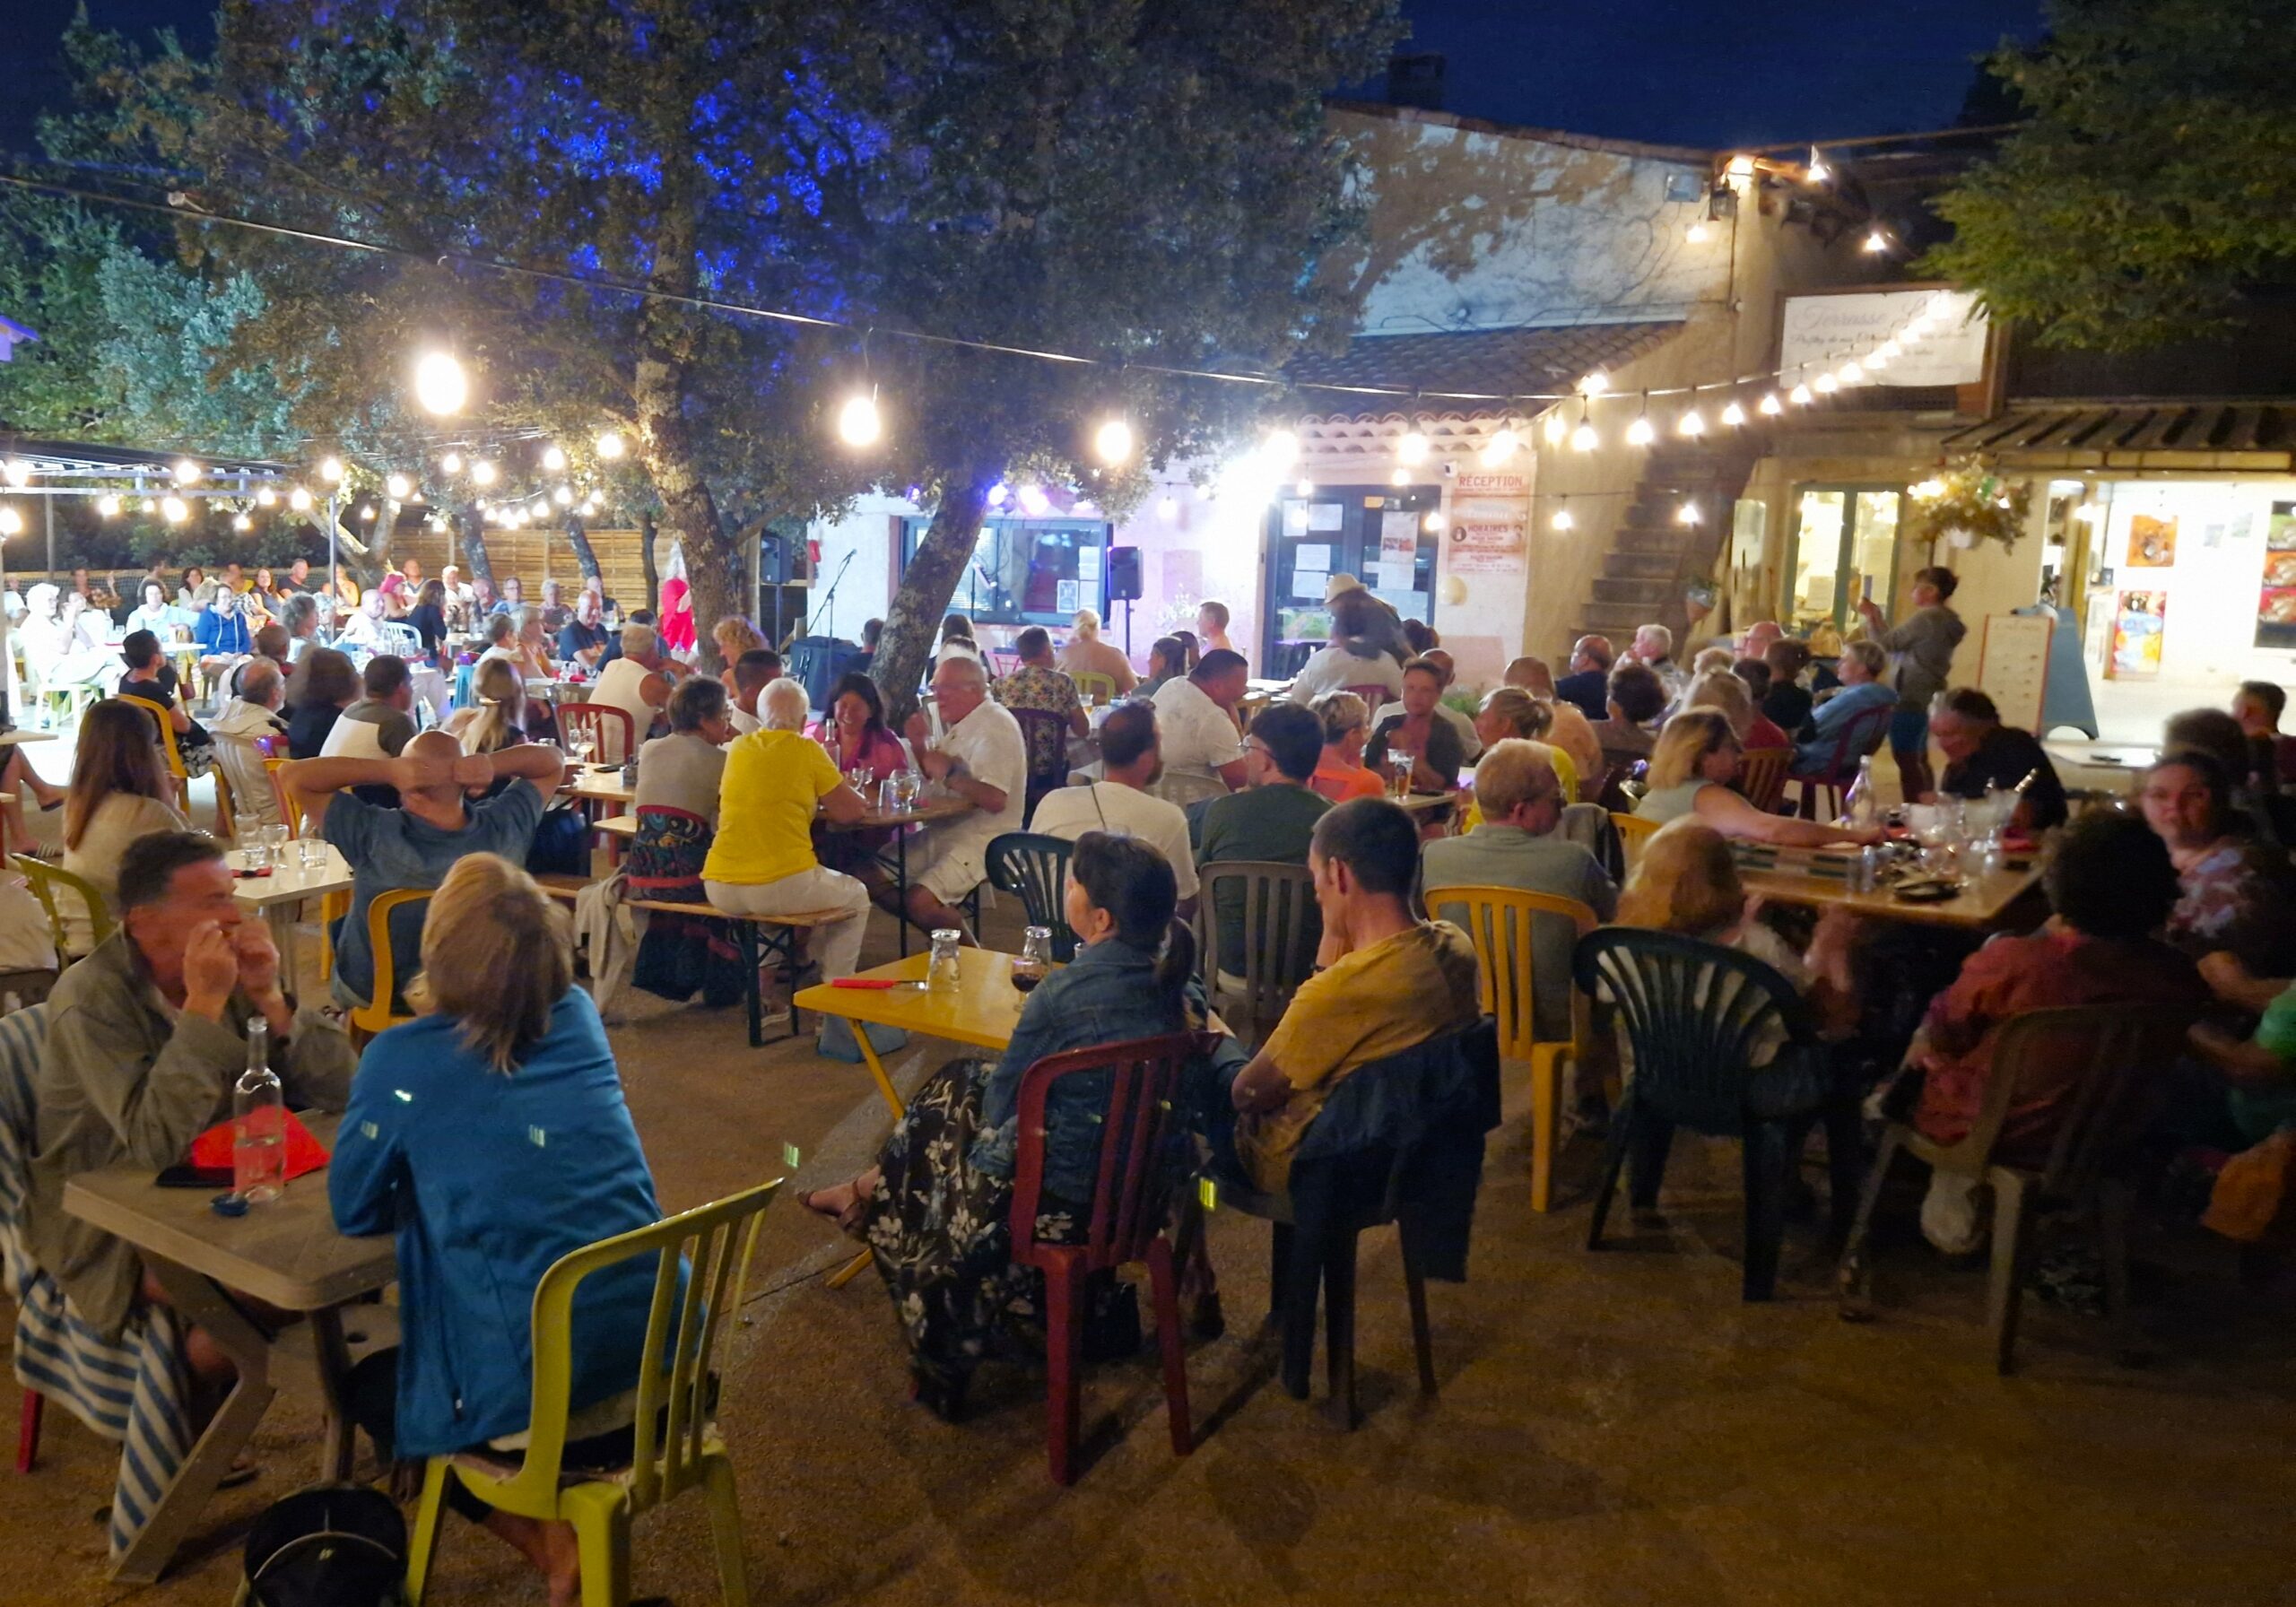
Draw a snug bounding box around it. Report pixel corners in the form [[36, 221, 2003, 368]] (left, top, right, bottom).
[[1106, 545, 1143, 601]]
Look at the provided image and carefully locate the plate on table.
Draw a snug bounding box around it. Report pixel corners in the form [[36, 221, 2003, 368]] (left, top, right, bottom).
[[1892, 877, 1961, 904]]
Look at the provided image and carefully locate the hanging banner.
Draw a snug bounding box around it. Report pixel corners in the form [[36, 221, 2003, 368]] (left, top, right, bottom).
[[1449, 517, 1526, 576], [1779, 290, 1987, 387]]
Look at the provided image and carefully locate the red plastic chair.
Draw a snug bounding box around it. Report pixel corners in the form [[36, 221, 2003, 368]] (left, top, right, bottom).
[[558, 700, 637, 766], [1792, 699, 1893, 820], [1008, 1031, 1211, 1484]]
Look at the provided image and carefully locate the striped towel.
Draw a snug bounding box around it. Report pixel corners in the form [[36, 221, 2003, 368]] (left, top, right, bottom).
[[0, 1003, 196, 1559]]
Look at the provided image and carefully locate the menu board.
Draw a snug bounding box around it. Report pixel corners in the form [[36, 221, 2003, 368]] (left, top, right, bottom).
[[1975, 612, 2052, 733], [2257, 502, 2296, 649]]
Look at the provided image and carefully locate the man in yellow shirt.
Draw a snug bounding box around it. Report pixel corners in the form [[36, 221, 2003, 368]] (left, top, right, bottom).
[[1227, 796, 1483, 1193]]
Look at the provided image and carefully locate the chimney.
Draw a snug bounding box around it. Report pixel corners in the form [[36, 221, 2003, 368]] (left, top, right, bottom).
[[1386, 53, 1446, 113]]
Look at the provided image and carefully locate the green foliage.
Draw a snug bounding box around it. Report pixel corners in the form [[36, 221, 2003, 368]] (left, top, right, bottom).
[[1921, 0, 2296, 350]]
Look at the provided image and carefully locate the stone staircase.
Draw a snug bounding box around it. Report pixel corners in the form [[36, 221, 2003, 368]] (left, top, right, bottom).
[[1576, 435, 1770, 646]]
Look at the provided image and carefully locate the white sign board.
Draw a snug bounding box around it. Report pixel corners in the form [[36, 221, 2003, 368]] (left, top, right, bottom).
[[1779, 290, 1987, 387]]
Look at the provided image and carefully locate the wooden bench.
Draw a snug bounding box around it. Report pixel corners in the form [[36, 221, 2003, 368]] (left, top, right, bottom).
[[535, 873, 849, 1047]]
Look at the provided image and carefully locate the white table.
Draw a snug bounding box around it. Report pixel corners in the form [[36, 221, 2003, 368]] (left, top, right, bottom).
[[2044, 739, 2158, 798], [232, 847, 354, 995]]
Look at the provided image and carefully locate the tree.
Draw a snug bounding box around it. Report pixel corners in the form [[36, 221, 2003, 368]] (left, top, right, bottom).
[[1922, 0, 2296, 350]]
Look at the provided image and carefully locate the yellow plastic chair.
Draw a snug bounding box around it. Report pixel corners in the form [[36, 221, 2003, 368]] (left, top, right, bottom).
[[346, 888, 431, 1039], [1422, 884, 1598, 1212], [212, 765, 239, 840], [404, 1179, 784, 1607], [268, 760, 352, 979], [12, 854, 113, 956], [1072, 670, 1118, 705], [115, 694, 191, 812], [1611, 811, 1660, 873]]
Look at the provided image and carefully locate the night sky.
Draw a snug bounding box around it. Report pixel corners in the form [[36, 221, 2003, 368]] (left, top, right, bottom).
[[4, 0, 2046, 161]]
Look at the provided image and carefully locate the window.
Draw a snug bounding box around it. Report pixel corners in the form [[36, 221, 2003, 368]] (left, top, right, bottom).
[[1783, 487, 1905, 630], [898, 518, 1110, 627], [1259, 486, 1441, 677]]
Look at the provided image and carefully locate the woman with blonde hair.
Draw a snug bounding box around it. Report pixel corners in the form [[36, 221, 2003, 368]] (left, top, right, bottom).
[[710, 613, 768, 671], [60, 700, 188, 953], [1055, 607, 1137, 694], [1474, 687, 1578, 802], [1681, 669, 1793, 752], [331, 852, 676, 1607], [1635, 708, 1875, 847], [1309, 691, 1386, 803], [446, 656, 529, 756]]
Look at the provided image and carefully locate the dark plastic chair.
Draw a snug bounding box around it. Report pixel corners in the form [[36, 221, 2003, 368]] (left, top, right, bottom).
[[1008, 1031, 1213, 1484], [985, 832, 1078, 961], [1572, 927, 1861, 1301], [1792, 699, 1892, 820], [1837, 1003, 2198, 1373], [1196, 860, 1319, 1048]]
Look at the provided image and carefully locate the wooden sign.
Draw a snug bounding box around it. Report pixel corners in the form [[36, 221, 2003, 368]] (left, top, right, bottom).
[[1976, 611, 2053, 732]]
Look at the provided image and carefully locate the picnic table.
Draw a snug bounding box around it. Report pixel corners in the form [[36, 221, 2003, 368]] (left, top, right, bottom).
[[63, 1112, 393, 1583], [822, 795, 976, 957]]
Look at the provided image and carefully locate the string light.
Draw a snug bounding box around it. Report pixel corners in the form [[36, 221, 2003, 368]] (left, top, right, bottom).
[[1551, 498, 1574, 532], [595, 430, 625, 460], [1837, 360, 1864, 383], [1261, 428, 1301, 469], [1570, 401, 1598, 452], [172, 458, 203, 485], [1676, 498, 1702, 526], [1759, 393, 1784, 416], [1720, 401, 1747, 429], [1092, 417, 1134, 466], [1578, 371, 1610, 396], [529, 498, 549, 518], [472, 460, 497, 486], [96, 494, 120, 517], [440, 451, 464, 474], [358, 504, 377, 520], [385, 473, 411, 499], [1677, 407, 1706, 438], [1423, 510, 1445, 533], [319, 456, 344, 483], [1479, 425, 1521, 468], [0, 508, 19, 537], [1156, 495, 1178, 524], [161, 496, 188, 523], [413, 351, 467, 415], [836, 389, 883, 447], [1293, 476, 1315, 497], [1542, 409, 1569, 447], [256, 485, 277, 508], [1806, 146, 1830, 184], [552, 485, 574, 506], [1396, 429, 1429, 466], [1388, 465, 1411, 487], [1863, 230, 1888, 254], [1, 460, 27, 487], [1789, 382, 1814, 406], [233, 512, 253, 532], [541, 444, 567, 472], [290, 487, 313, 511], [1813, 372, 1839, 395], [1625, 394, 1656, 447]]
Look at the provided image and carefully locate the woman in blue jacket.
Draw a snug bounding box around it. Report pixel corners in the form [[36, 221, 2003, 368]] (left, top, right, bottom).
[[331, 852, 675, 1606]]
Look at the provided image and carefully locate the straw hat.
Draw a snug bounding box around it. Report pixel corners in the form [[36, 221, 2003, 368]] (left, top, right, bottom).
[[1323, 572, 1366, 604]]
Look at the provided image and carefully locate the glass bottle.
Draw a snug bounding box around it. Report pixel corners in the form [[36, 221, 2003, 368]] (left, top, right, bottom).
[[1840, 755, 1879, 831], [232, 1017, 287, 1204]]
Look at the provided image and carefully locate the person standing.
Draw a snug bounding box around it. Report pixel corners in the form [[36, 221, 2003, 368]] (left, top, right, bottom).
[[1855, 565, 1965, 804]]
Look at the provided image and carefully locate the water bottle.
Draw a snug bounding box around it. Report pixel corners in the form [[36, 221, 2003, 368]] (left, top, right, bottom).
[[1840, 755, 1879, 831], [232, 1018, 287, 1204]]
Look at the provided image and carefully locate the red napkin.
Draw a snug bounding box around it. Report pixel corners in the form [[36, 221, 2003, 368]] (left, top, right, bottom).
[[187, 1109, 332, 1182]]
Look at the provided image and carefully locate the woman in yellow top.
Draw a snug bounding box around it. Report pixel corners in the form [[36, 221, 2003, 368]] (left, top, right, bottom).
[[1457, 687, 1578, 832], [702, 679, 875, 1027]]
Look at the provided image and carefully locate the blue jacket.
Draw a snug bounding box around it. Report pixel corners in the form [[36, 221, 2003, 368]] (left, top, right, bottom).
[[193, 606, 250, 657], [329, 988, 680, 1459], [1793, 680, 1895, 774]]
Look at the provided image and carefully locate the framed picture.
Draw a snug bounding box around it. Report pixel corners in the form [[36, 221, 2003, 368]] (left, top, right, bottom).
[[2126, 514, 2178, 568]]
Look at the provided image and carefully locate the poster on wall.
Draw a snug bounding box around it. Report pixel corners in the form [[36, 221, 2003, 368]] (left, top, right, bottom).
[[2256, 503, 2296, 648], [2126, 515, 2178, 568], [2107, 591, 2168, 680], [1448, 518, 1527, 576]]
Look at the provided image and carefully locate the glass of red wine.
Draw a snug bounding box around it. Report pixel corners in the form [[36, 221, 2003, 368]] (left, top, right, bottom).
[[1012, 925, 1053, 993]]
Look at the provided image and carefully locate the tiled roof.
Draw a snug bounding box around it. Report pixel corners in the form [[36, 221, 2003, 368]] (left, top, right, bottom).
[[1283, 321, 1685, 407], [1942, 402, 2296, 466]]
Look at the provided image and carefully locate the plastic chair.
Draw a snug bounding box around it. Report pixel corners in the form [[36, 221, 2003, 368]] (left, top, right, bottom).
[[1006, 707, 1072, 823], [1736, 745, 1792, 812], [265, 757, 304, 836], [115, 695, 191, 812], [1422, 885, 1598, 1212], [1009, 1032, 1206, 1483], [1196, 861, 1318, 1047], [1609, 810, 1660, 871], [1071, 671, 1118, 705], [1793, 700, 1893, 820], [985, 832, 1078, 960], [1573, 927, 1860, 1301], [404, 1179, 782, 1607], [212, 765, 239, 840], [345, 888, 432, 1039], [265, 761, 351, 978], [1836, 1003, 2197, 1373], [12, 855, 112, 955], [559, 700, 636, 767]]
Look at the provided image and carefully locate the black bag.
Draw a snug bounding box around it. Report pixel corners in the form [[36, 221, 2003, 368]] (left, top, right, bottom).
[[524, 803, 590, 877], [243, 1484, 407, 1607]]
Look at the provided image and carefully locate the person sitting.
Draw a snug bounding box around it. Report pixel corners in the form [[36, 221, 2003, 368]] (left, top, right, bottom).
[[1150, 648, 1250, 804], [22, 583, 113, 696], [994, 626, 1090, 817], [278, 593, 323, 664], [1901, 810, 2206, 1251], [1139, 636, 1187, 699], [1288, 591, 1405, 708], [192, 586, 253, 690], [474, 612, 525, 674], [125, 579, 185, 639], [331, 852, 674, 1606], [59, 701, 192, 955], [2137, 749, 2296, 977], [1629, 622, 1687, 701], [1635, 708, 1878, 847], [935, 613, 982, 666], [709, 614, 767, 673], [1196, 702, 1331, 973], [1506, 656, 1603, 796], [1218, 798, 1482, 1194], [1790, 639, 1895, 777], [1364, 657, 1465, 795], [637, 675, 733, 830], [281, 557, 316, 595], [2185, 952, 2296, 1160], [1308, 691, 1386, 804], [1554, 635, 1616, 723], [210, 656, 289, 829], [588, 623, 675, 760], [2233, 679, 2296, 789], [854, 616, 883, 670], [1196, 599, 1236, 656], [283, 646, 361, 759], [1030, 700, 1199, 917], [1589, 660, 1666, 764], [1375, 647, 1480, 762], [513, 605, 559, 688], [283, 733, 567, 1011], [796, 830, 1214, 1417], [444, 659, 530, 764], [322, 654, 421, 809], [725, 647, 783, 735], [1927, 686, 2068, 831], [1051, 607, 1136, 696], [1468, 687, 1578, 808], [874, 658, 1027, 940], [555, 589, 613, 672], [1422, 740, 1616, 1043], [1761, 638, 1815, 734], [336, 588, 388, 653], [2165, 705, 2291, 845], [117, 630, 205, 760], [815, 670, 907, 782]]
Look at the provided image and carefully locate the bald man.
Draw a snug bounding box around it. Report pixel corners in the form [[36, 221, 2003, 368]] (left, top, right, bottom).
[[280, 733, 567, 1010]]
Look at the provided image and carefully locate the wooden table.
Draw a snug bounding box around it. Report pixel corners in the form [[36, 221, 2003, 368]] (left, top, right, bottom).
[[0, 728, 58, 747], [63, 1113, 393, 1583], [565, 763, 637, 806], [821, 795, 977, 957], [1739, 860, 2045, 931], [232, 845, 354, 994]]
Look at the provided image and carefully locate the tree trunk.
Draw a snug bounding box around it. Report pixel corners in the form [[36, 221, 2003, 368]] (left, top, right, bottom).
[[632, 352, 740, 666], [638, 515, 661, 614], [874, 471, 991, 729], [561, 517, 602, 581], [331, 515, 383, 590], [456, 506, 495, 591]]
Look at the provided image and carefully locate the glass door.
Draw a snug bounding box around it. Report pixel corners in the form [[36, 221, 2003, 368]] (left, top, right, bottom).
[[1783, 486, 1906, 630], [1260, 486, 1441, 677]]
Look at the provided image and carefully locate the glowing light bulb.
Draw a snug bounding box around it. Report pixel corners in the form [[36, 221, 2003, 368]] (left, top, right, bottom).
[[553, 485, 573, 507], [1838, 360, 1864, 383], [1677, 408, 1706, 438], [1092, 417, 1134, 466], [161, 496, 189, 524], [541, 444, 567, 472], [529, 498, 549, 518], [386, 473, 411, 499], [1720, 401, 1748, 429], [0, 508, 19, 537], [1389, 466, 1411, 487], [0, 460, 28, 488], [358, 504, 376, 521], [233, 512, 252, 532], [472, 460, 497, 486], [1156, 496, 1178, 524], [256, 485, 277, 508], [441, 451, 464, 474], [1676, 499, 1702, 526], [1423, 511, 1445, 533], [1874, 341, 1900, 361], [987, 482, 1010, 509], [319, 456, 344, 483], [96, 494, 121, 517], [1261, 429, 1300, 469], [596, 431, 625, 460], [1726, 154, 1755, 179], [1017, 483, 1050, 517], [1863, 230, 1888, 253], [1626, 414, 1656, 447], [1479, 427, 1520, 468], [172, 458, 203, 485], [1293, 477, 1315, 497], [1552, 502, 1575, 532], [1396, 430, 1429, 466], [1806, 147, 1830, 184], [413, 351, 467, 415], [1570, 420, 1599, 452], [1543, 411, 1569, 446], [1789, 383, 1814, 406], [1759, 393, 1784, 416], [290, 487, 313, 512], [836, 390, 883, 447], [1813, 372, 1839, 395], [1578, 371, 1610, 396]]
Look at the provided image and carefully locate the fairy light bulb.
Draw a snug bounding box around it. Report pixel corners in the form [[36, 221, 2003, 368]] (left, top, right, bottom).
[[1293, 476, 1315, 497], [1720, 401, 1748, 429], [1570, 403, 1598, 453], [529, 498, 549, 518], [290, 487, 313, 512], [1626, 410, 1656, 447], [1551, 499, 1575, 532], [441, 451, 464, 474], [472, 460, 497, 486], [358, 504, 376, 521], [1759, 393, 1785, 417], [96, 494, 121, 517], [1838, 360, 1864, 383], [232, 512, 253, 533], [836, 390, 883, 447], [1261, 428, 1300, 469], [1863, 230, 1887, 253], [319, 456, 344, 483], [542, 444, 568, 472], [172, 457, 203, 485], [161, 495, 189, 524], [256, 486, 277, 508], [1423, 511, 1445, 533], [553, 485, 574, 506], [1479, 426, 1520, 468], [1789, 383, 1814, 406], [1806, 146, 1830, 184], [0, 508, 20, 537], [1578, 371, 1610, 396], [1, 460, 28, 487], [596, 430, 625, 460], [1092, 417, 1134, 466], [385, 473, 411, 499], [413, 351, 467, 415], [1389, 465, 1411, 487], [1396, 430, 1429, 466], [1543, 409, 1569, 447], [1813, 372, 1839, 395], [1676, 499, 1702, 526], [1677, 407, 1706, 438]]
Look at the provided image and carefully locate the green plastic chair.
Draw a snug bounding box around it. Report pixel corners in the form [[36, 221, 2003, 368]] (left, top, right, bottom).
[[12, 854, 112, 955], [404, 1178, 782, 1607], [986, 831, 1078, 960]]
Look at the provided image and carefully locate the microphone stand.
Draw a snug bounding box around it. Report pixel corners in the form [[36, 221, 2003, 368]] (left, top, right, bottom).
[[782, 550, 855, 652]]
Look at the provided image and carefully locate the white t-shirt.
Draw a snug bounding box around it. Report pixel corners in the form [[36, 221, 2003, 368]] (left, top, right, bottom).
[[1149, 677, 1246, 805], [587, 657, 659, 762], [1028, 781, 1200, 899], [61, 793, 188, 954], [930, 699, 1028, 865], [1290, 645, 1402, 708], [1376, 698, 1483, 762]]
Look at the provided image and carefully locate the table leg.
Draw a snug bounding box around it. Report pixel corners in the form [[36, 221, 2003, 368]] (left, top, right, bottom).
[[267, 903, 301, 998], [822, 1011, 909, 1291], [310, 1307, 357, 1482], [110, 1259, 280, 1585], [895, 830, 910, 959]]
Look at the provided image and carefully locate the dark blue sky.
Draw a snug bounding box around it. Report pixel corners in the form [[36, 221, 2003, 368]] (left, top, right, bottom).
[[7, 0, 2045, 156]]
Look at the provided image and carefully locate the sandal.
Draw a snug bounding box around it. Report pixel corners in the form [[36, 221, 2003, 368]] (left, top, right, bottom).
[[797, 1181, 870, 1237]]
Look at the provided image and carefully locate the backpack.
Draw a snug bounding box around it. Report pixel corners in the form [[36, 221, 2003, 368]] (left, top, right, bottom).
[[242, 1485, 407, 1607]]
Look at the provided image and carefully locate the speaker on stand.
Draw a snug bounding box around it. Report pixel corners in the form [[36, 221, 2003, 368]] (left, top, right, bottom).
[[1106, 544, 1143, 656]]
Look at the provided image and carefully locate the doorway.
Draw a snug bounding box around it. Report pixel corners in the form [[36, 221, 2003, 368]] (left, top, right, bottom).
[[1258, 485, 1443, 677], [1782, 487, 1906, 632]]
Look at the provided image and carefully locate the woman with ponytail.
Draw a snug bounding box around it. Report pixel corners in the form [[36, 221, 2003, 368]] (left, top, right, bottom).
[[797, 830, 1213, 1418], [445, 657, 529, 757]]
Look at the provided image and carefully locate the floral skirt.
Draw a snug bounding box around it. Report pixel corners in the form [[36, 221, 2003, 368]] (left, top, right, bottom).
[[628, 811, 747, 1007], [864, 1057, 1083, 1393]]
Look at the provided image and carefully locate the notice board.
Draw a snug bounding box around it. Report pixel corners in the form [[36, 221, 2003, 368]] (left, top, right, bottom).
[[1975, 611, 2053, 733]]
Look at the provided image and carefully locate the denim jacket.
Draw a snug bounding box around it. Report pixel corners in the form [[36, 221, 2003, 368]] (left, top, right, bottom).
[[971, 939, 1195, 1203]]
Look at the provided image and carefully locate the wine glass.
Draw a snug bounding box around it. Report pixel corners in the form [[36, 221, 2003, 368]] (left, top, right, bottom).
[[1013, 926, 1052, 994], [850, 764, 875, 796], [570, 731, 596, 767]]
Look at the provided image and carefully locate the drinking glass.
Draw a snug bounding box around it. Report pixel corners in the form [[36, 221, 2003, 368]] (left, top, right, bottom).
[[299, 835, 329, 871], [879, 777, 902, 813], [1013, 926, 1052, 994], [1387, 751, 1415, 799], [237, 829, 271, 873], [898, 769, 924, 809], [850, 765, 875, 796], [927, 929, 962, 993], [570, 732, 596, 767]]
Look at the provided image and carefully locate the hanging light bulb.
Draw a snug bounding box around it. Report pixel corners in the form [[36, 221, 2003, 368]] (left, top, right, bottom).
[[440, 451, 464, 474], [596, 430, 626, 460], [1806, 146, 1830, 184], [986, 481, 1010, 509], [385, 473, 411, 499], [1838, 360, 1864, 383], [232, 512, 253, 533], [1, 459, 29, 488], [1156, 495, 1178, 524], [256, 485, 277, 508], [1720, 400, 1748, 429], [1479, 426, 1521, 468], [529, 498, 550, 519], [472, 460, 497, 486], [1293, 476, 1315, 497], [97, 493, 121, 517], [1677, 407, 1707, 438], [1863, 230, 1888, 254], [1551, 498, 1574, 532], [0, 508, 20, 537], [541, 444, 568, 472], [553, 485, 574, 507], [1388, 465, 1411, 487], [161, 495, 189, 524], [290, 487, 313, 512], [1543, 409, 1569, 447], [413, 351, 468, 414], [1626, 399, 1656, 447], [1092, 416, 1134, 466], [172, 457, 203, 485], [1758, 393, 1785, 417], [836, 389, 883, 447], [1813, 372, 1839, 395], [1396, 429, 1429, 466], [1725, 154, 1756, 179], [358, 504, 377, 521], [1423, 510, 1445, 533], [1788, 383, 1814, 406], [1874, 340, 1900, 362], [1017, 483, 1051, 517], [319, 456, 344, 483], [1578, 371, 1610, 396], [1676, 498, 1702, 526], [1570, 401, 1598, 452]]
